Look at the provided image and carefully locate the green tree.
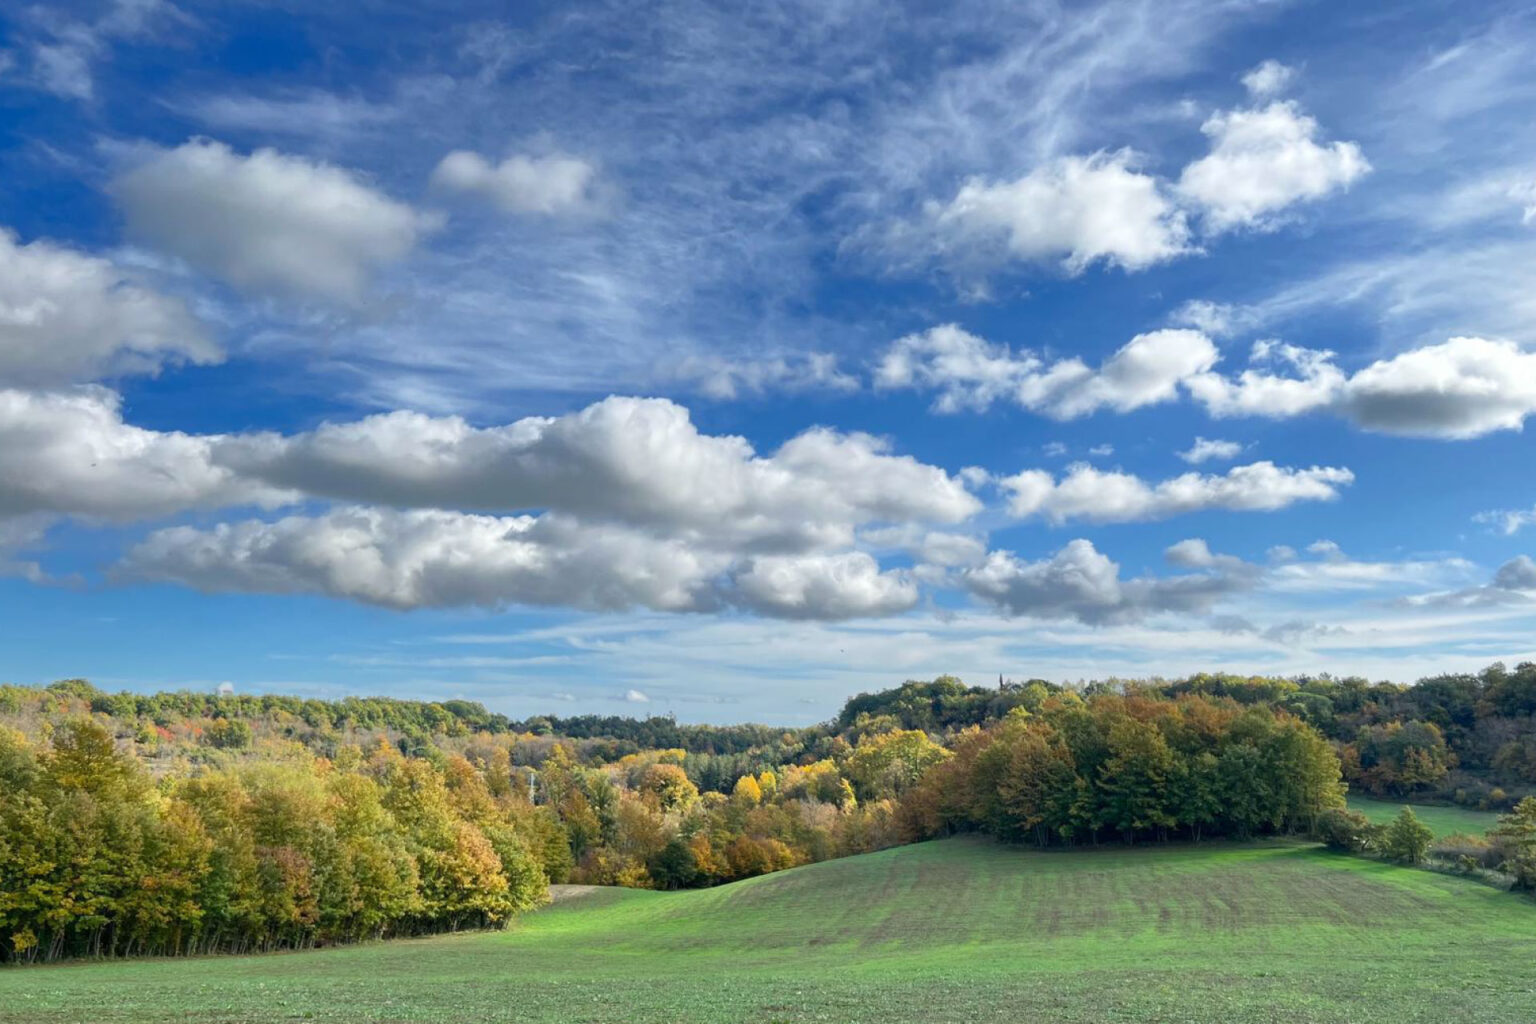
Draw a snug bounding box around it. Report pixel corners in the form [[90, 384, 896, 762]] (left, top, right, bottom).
[[1383, 807, 1434, 864], [1491, 797, 1536, 890]]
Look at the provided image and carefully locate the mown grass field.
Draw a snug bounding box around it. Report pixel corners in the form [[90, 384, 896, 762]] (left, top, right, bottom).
[[4, 837, 1535, 1024], [1348, 795, 1501, 836]]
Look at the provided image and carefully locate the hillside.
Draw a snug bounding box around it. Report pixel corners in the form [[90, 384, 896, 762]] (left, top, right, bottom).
[[5, 837, 1535, 1024]]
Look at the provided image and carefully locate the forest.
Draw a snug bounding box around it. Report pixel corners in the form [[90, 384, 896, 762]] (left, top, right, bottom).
[[3, 661, 1536, 964]]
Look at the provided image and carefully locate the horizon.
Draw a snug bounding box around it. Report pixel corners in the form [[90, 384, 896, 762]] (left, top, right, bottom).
[[11, 657, 1518, 728], [4, 0, 1536, 723]]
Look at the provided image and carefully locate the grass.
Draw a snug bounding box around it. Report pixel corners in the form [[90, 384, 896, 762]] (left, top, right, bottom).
[[1348, 795, 1502, 836], [4, 837, 1536, 1023]]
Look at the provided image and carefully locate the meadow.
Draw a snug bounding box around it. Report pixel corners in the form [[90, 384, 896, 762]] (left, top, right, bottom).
[[1347, 796, 1501, 836], [4, 836, 1534, 1024]]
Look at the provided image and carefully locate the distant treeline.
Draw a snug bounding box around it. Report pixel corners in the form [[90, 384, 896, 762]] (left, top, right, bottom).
[[3, 661, 1536, 964], [841, 664, 1536, 809]]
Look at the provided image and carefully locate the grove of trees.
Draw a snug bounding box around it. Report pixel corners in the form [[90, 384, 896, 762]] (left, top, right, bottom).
[[4, 660, 1536, 964]]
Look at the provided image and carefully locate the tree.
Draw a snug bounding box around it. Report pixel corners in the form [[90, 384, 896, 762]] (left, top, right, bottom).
[[648, 837, 700, 889], [1491, 797, 1536, 890], [843, 729, 950, 802], [638, 763, 699, 813], [1382, 807, 1434, 864], [1095, 718, 1176, 839], [731, 774, 762, 805]]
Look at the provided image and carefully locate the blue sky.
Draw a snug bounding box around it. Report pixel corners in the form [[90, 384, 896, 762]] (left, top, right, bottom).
[[3, 0, 1536, 723]]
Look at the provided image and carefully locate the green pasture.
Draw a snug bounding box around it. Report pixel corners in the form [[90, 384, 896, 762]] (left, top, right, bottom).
[[4, 837, 1534, 1023], [1347, 795, 1501, 836]]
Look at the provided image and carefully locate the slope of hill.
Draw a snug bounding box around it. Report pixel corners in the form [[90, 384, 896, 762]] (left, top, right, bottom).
[[4, 837, 1534, 1023], [1348, 796, 1501, 836]]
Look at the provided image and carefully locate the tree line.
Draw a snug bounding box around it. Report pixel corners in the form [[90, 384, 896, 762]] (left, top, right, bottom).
[[5, 660, 1536, 964]]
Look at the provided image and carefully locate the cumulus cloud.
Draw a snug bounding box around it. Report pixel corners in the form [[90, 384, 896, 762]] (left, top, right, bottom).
[[1168, 299, 1243, 337], [119, 508, 725, 613], [962, 538, 1258, 624], [119, 507, 922, 620], [112, 139, 432, 303], [215, 395, 981, 551], [0, 229, 216, 387], [1185, 339, 1345, 419], [1190, 336, 1536, 439], [1241, 60, 1296, 99], [927, 151, 1191, 274], [1000, 460, 1353, 524], [729, 552, 917, 619], [1343, 336, 1536, 439], [1178, 437, 1244, 463], [430, 150, 601, 215], [1177, 100, 1369, 232], [2, 389, 978, 620], [875, 324, 1217, 417], [859, 525, 988, 569], [0, 387, 286, 522]]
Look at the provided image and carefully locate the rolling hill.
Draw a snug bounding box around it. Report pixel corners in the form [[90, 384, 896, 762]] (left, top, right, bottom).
[[3, 837, 1534, 1023]]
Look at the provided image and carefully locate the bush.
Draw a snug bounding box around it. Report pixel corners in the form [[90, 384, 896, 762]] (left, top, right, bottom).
[[1314, 808, 1373, 853]]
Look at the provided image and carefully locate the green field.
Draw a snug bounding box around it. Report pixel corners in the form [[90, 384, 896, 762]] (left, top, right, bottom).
[[1348, 796, 1501, 836], [4, 837, 1535, 1024]]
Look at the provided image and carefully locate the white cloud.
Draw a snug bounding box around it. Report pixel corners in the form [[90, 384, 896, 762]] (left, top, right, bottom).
[[0, 516, 51, 583], [1268, 543, 1475, 593], [120, 507, 925, 620], [729, 552, 917, 619], [0, 387, 286, 522], [1475, 505, 1536, 536], [962, 538, 1257, 624], [431, 150, 600, 216], [17, 0, 184, 101], [216, 395, 980, 551], [1001, 460, 1353, 524], [1177, 100, 1369, 232], [927, 151, 1191, 274], [0, 389, 979, 620], [875, 324, 1217, 417], [859, 525, 987, 568], [180, 90, 402, 139], [1241, 60, 1296, 99], [0, 229, 216, 387], [1185, 339, 1345, 419], [1168, 299, 1249, 338], [1188, 336, 1536, 438], [112, 139, 432, 304], [1178, 436, 1244, 463], [119, 508, 726, 613], [1343, 336, 1536, 439], [623, 689, 650, 704], [1403, 555, 1536, 609]]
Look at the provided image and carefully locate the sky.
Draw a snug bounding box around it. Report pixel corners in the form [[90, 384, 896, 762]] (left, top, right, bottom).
[[2, 0, 1536, 724]]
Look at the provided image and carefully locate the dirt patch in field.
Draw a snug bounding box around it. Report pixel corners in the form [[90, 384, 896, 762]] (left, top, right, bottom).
[[546, 884, 605, 903]]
